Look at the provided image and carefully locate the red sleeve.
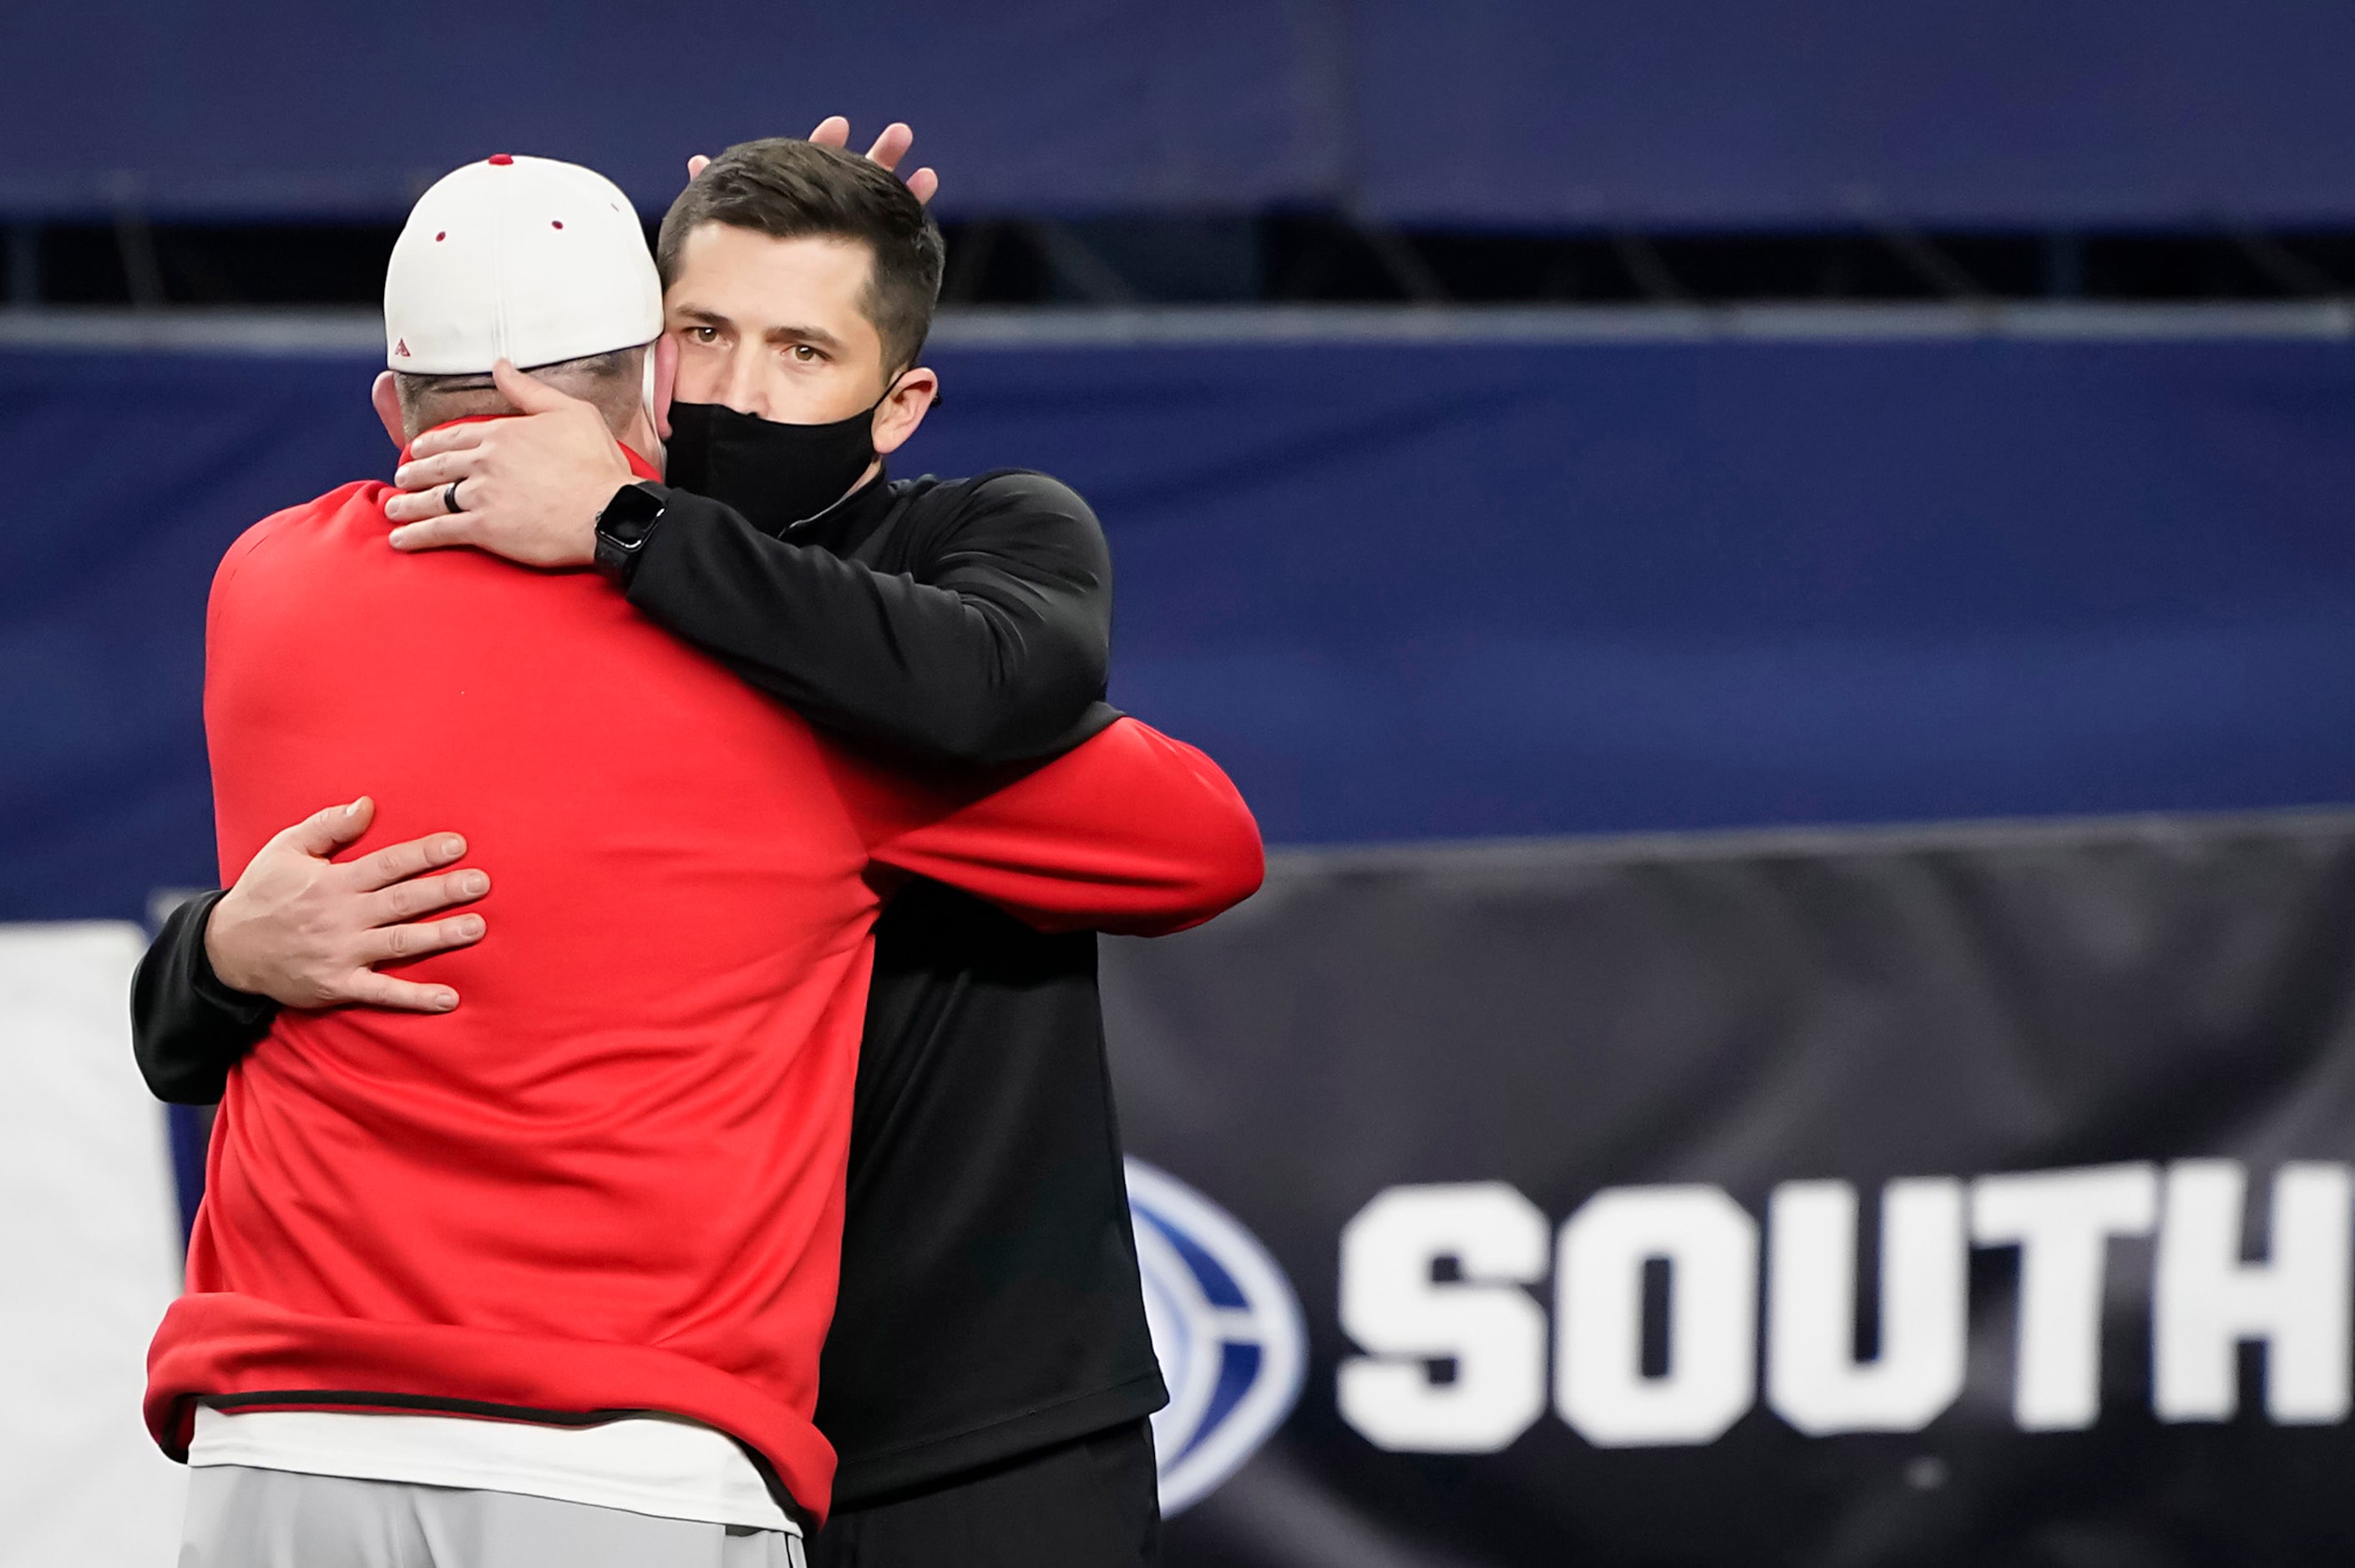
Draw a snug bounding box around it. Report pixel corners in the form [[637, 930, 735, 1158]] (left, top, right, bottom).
[[830, 718, 1265, 937]]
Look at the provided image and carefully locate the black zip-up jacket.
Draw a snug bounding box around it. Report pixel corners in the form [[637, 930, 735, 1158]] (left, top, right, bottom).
[[130, 466, 1169, 1508]]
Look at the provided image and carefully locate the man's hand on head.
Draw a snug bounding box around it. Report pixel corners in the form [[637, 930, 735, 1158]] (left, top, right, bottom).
[[684, 116, 939, 204], [383, 362, 630, 566], [205, 796, 489, 1013]]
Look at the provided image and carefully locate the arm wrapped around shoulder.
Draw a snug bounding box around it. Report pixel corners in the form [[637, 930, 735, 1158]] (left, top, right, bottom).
[[858, 717, 1265, 937], [625, 471, 1115, 765]]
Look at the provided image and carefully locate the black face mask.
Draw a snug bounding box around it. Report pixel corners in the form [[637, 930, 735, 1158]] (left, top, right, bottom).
[[664, 396, 884, 534]]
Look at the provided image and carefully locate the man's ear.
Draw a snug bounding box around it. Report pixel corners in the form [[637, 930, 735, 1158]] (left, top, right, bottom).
[[653, 333, 680, 442], [872, 366, 939, 458], [370, 372, 409, 451]]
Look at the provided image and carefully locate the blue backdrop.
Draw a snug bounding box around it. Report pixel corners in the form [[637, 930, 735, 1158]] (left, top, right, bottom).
[[8, 323, 2355, 923], [8, 2, 2355, 227]]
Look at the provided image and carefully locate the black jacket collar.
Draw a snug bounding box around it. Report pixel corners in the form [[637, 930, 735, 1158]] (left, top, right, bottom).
[[782, 465, 895, 550]]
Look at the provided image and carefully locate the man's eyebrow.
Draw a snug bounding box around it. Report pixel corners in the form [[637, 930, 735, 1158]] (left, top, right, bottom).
[[763, 321, 846, 352], [673, 305, 732, 329]]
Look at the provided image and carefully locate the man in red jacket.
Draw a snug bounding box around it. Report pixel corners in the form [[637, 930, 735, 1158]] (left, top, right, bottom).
[[150, 154, 1262, 1568]]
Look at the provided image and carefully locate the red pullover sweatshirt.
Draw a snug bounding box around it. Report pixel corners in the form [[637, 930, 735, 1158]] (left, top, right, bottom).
[[144, 448, 1263, 1522]]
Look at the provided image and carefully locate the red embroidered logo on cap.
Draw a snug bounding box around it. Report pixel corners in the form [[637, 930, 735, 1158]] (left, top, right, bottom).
[[393, 339, 410, 357], [487, 154, 514, 166]]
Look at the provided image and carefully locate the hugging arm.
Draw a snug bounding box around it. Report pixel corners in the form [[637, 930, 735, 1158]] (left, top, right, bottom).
[[136, 473, 1112, 1093], [132, 892, 275, 1106], [625, 472, 1116, 765], [128, 801, 489, 1104], [844, 717, 1266, 938]]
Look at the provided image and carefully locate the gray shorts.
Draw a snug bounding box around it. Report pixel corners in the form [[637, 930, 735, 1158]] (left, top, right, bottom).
[[180, 1465, 806, 1568]]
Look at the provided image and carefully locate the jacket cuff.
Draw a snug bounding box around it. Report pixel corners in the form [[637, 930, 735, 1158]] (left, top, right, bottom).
[[185, 890, 281, 1035]]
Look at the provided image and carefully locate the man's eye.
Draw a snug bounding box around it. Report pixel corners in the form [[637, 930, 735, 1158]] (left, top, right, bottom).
[[692, 327, 719, 343], [790, 344, 821, 362]]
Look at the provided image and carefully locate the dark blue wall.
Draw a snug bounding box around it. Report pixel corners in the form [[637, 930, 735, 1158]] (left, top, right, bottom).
[[8, 2, 2355, 227], [1352, 0, 2355, 228], [9, 326, 2355, 922]]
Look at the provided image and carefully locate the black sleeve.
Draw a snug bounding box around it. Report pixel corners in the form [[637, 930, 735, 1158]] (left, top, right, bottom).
[[622, 471, 1115, 766], [131, 889, 277, 1106]]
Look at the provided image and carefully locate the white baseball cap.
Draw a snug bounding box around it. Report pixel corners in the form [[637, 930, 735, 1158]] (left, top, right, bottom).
[[383, 154, 661, 375]]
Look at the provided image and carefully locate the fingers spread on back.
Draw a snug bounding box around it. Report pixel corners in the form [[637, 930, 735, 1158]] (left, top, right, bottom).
[[388, 516, 479, 551], [362, 914, 486, 968], [342, 969, 461, 1014], [286, 797, 372, 857], [364, 868, 489, 926], [382, 488, 460, 525], [348, 833, 467, 893]]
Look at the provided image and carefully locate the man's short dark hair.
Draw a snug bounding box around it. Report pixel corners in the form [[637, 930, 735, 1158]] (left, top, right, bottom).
[[656, 138, 945, 377], [394, 347, 646, 438]]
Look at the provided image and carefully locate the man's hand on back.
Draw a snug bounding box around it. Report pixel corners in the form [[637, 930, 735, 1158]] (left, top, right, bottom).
[[206, 796, 489, 1012], [384, 362, 626, 563]]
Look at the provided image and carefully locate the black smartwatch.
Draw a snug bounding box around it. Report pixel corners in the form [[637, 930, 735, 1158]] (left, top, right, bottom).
[[593, 481, 668, 584]]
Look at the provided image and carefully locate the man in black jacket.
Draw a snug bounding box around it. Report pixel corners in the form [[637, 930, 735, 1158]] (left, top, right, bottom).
[[134, 134, 1176, 1565]]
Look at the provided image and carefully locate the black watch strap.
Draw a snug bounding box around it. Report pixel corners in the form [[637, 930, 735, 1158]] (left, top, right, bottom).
[[593, 481, 669, 584]]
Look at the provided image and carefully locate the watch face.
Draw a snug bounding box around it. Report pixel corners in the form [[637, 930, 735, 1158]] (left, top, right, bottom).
[[594, 486, 663, 581], [600, 483, 663, 546]]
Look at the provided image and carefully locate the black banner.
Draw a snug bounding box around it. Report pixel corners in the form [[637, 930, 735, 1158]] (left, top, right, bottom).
[[1104, 809, 2355, 1566]]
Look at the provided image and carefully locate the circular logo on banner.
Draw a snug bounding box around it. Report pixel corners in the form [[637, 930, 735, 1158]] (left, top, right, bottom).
[[1126, 1157, 1306, 1514]]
